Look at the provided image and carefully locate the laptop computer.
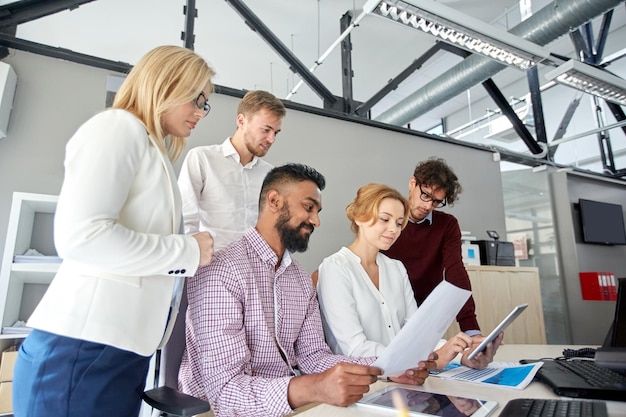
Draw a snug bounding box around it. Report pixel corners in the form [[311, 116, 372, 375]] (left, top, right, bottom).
[[524, 277, 626, 402]]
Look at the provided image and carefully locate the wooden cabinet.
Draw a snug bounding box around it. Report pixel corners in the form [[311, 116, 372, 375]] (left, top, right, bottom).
[[443, 265, 546, 344]]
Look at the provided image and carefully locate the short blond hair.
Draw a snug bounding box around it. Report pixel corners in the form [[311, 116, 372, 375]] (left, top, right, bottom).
[[346, 184, 409, 234], [113, 45, 216, 161], [237, 90, 286, 120]]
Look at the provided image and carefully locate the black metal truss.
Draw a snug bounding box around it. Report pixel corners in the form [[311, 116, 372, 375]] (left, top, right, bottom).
[[549, 93, 582, 160], [0, 0, 96, 29], [568, 10, 624, 177], [604, 101, 626, 178], [354, 42, 467, 117], [1, 0, 623, 179], [526, 66, 548, 147], [0, 32, 132, 73], [595, 9, 613, 61], [482, 78, 544, 155], [224, 0, 339, 109], [339, 11, 361, 114], [182, 0, 197, 50]]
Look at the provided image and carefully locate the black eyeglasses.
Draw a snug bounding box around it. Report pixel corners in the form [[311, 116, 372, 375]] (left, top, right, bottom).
[[193, 92, 211, 117], [419, 185, 447, 208]]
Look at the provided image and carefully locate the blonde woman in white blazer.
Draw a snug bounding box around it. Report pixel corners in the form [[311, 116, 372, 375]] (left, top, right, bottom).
[[13, 45, 216, 417]]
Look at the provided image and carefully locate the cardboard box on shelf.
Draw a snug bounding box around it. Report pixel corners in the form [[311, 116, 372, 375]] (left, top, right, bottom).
[[0, 381, 11, 414], [0, 347, 17, 413], [0, 348, 17, 382]]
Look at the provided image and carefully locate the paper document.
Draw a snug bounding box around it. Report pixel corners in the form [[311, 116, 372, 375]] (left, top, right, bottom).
[[372, 280, 471, 376], [432, 361, 544, 390]]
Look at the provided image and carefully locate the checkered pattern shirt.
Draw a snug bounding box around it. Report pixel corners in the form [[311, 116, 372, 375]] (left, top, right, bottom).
[[178, 228, 374, 417]]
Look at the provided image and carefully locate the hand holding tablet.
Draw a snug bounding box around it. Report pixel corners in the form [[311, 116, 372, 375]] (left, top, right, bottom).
[[467, 304, 528, 361]]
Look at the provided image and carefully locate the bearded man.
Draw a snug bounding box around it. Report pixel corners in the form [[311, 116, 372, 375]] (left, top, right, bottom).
[[179, 163, 437, 417]]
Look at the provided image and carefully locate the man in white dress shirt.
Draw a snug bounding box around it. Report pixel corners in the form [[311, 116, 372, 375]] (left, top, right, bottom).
[[178, 90, 286, 251]]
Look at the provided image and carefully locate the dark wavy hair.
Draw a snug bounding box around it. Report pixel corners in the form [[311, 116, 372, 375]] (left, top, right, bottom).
[[412, 157, 462, 205]]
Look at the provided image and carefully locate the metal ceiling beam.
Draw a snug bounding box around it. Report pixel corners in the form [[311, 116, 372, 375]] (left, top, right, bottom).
[[0, 32, 131, 73], [340, 11, 360, 114], [0, 0, 96, 29], [224, 0, 338, 108], [482, 78, 544, 155], [375, 0, 623, 127], [181, 0, 197, 50], [582, 22, 595, 62], [354, 42, 465, 117], [595, 10, 613, 61], [568, 10, 623, 176], [549, 93, 582, 159], [602, 102, 626, 178], [569, 29, 590, 62], [592, 95, 617, 175], [606, 101, 626, 136], [526, 66, 548, 147]]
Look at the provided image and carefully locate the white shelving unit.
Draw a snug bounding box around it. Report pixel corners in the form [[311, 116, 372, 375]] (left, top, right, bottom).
[[0, 192, 59, 346]]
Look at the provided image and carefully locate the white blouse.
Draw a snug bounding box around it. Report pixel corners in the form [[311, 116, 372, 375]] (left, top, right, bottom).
[[317, 247, 418, 357]]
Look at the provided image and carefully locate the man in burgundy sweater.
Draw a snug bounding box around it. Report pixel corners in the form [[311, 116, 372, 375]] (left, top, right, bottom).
[[383, 158, 481, 336]]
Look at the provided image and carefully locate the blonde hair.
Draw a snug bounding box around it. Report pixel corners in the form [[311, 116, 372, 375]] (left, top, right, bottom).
[[237, 90, 286, 120], [112, 45, 216, 161], [346, 183, 409, 234]]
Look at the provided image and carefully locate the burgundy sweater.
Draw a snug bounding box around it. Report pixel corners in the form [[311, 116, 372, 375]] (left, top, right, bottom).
[[383, 210, 480, 332]]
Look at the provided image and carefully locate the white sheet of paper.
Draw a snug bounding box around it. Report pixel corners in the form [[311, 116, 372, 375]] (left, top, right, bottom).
[[372, 280, 471, 376]]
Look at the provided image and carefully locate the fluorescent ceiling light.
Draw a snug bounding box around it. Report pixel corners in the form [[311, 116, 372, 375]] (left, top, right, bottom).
[[363, 0, 551, 70], [544, 59, 626, 106]]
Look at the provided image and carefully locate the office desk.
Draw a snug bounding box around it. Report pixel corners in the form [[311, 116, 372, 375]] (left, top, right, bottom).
[[294, 345, 626, 417]]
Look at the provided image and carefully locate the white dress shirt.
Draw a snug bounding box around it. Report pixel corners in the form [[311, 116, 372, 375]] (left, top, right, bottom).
[[317, 247, 419, 357], [178, 138, 273, 251]]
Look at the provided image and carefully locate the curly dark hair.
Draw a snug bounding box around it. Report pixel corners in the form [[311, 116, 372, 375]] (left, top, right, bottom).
[[412, 157, 462, 205], [259, 163, 326, 209]]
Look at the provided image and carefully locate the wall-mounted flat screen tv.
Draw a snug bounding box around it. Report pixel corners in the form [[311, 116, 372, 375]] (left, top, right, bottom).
[[578, 199, 626, 245]]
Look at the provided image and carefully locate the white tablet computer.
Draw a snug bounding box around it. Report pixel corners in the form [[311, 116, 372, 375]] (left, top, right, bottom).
[[467, 303, 528, 360], [356, 386, 498, 417]]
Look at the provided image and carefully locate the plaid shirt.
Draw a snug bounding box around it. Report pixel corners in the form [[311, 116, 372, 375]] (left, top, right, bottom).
[[179, 228, 374, 417]]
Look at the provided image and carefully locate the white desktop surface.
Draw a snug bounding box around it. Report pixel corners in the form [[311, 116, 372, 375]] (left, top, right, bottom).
[[292, 344, 626, 417]]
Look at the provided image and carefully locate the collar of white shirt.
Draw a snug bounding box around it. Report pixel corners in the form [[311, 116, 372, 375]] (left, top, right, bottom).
[[409, 210, 433, 225], [222, 137, 260, 168]]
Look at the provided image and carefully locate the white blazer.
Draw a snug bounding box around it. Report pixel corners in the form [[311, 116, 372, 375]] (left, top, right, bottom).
[[28, 110, 200, 356]]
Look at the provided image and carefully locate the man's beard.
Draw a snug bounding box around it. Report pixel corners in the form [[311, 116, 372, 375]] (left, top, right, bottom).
[[276, 204, 314, 253], [244, 132, 268, 157]]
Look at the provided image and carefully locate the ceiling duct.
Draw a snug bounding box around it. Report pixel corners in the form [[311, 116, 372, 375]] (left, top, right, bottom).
[[374, 0, 624, 127]]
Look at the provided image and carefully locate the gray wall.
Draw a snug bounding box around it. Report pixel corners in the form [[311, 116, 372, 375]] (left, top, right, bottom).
[[551, 170, 626, 345], [0, 49, 506, 275]]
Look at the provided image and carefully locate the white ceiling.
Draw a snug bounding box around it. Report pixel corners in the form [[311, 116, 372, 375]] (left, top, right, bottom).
[[11, 0, 626, 173], [12, 0, 537, 119]]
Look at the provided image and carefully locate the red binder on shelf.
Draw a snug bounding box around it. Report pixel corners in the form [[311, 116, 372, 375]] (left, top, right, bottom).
[[579, 271, 617, 301]]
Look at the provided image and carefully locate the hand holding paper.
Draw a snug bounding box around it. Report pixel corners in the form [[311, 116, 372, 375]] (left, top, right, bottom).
[[372, 280, 471, 377]]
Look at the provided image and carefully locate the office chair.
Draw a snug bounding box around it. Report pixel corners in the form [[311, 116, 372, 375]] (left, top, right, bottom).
[[142, 283, 212, 417]]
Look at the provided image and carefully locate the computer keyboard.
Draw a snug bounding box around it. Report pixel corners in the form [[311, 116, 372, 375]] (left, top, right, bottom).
[[499, 398, 608, 417], [558, 359, 626, 388]]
